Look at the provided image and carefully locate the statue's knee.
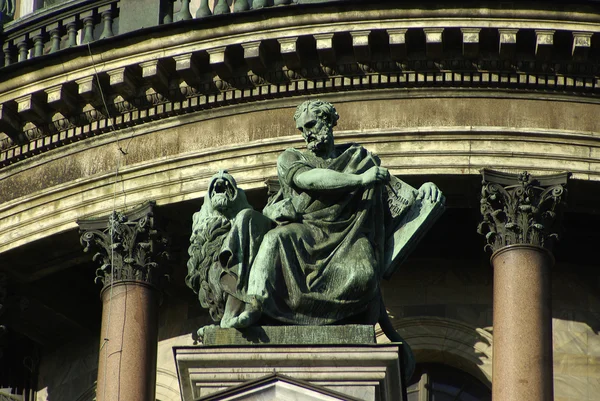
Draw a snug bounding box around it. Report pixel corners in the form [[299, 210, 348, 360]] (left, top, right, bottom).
[[262, 229, 282, 246], [235, 208, 254, 220]]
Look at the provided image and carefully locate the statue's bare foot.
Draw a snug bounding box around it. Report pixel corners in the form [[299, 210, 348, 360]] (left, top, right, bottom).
[[220, 297, 261, 329], [230, 307, 261, 328], [195, 324, 218, 342]]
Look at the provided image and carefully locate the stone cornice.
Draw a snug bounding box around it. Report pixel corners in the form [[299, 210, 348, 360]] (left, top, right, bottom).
[[1, 3, 599, 165], [2, 88, 600, 181], [2, 64, 599, 166]]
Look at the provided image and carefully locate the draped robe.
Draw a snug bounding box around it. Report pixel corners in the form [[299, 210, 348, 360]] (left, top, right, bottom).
[[222, 143, 387, 325]]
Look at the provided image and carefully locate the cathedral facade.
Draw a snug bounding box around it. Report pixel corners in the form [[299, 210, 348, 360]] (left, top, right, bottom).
[[1, 1, 599, 400]]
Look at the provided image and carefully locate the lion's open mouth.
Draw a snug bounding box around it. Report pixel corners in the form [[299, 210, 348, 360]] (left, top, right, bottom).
[[212, 178, 235, 198], [210, 175, 237, 211]]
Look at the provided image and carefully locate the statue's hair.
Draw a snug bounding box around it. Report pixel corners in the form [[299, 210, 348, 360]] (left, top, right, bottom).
[[294, 100, 339, 127]]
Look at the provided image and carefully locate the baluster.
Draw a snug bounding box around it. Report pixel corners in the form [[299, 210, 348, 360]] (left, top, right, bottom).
[[16, 35, 29, 62], [47, 23, 62, 54], [196, 0, 211, 17], [177, 0, 192, 21], [99, 6, 114, 39], [81, 11, 95, 44], [31, 29, 45, 57], [252, 0, 267, 9], [64, 16, 79, 47], [213, 0, 230, 15], [234, 0, 249, 12], [67, 22, 78, 47], [163, 0, 174, 24], [2, 42, 14, 66]]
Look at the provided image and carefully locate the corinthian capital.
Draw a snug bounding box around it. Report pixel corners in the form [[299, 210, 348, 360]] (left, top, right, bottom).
[[477, 169, 569, 253], [78, 202, 169, 289]]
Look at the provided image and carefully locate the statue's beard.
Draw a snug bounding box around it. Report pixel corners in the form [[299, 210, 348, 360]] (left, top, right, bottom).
[[305, 125, 332, 155]]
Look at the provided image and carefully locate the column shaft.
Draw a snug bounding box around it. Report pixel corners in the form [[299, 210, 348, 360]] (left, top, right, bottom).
[[491, 244, 553, 401], [96, 281, 159, 401]]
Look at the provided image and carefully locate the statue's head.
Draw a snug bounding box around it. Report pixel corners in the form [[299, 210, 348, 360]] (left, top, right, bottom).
[[294, 100, 339, 156]]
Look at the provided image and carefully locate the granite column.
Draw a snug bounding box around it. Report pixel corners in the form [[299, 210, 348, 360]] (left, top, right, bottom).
[[79, 202, 169, 401], [478, 169, 568, 401]]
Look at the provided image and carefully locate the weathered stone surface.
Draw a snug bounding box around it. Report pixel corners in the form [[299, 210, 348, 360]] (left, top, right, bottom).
[[196, 373, 360, 401], [490, 245, 554, 401], [175, 344, 404, 401], [118, 0, 168, 34], [2, 96, 599, 257], [202, 325, 375, 346]]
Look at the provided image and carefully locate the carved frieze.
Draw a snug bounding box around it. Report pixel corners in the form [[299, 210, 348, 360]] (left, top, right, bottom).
[[478, 169, 569, 253], [78, 202, 169, 289]]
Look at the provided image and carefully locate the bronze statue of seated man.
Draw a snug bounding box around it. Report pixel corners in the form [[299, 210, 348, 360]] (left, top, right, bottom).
[[186, 100, 443, 335]]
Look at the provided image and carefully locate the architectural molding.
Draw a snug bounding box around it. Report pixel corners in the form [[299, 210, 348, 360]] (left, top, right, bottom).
[[0, 272, 6, 360], [156, 368, 181, 401], [376, 316, 493, 387], [1, 2, 600, 165], [2, 64, 599, 165], [0, 121, 598, 254]]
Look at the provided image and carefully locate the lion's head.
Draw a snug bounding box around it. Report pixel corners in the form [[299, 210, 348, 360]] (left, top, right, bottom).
[[204, 170, 249, 220]]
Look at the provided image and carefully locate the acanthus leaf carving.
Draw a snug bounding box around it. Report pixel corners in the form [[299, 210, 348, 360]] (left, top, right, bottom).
[[477, 169, 569, 253], [78, 202, 170, 289]]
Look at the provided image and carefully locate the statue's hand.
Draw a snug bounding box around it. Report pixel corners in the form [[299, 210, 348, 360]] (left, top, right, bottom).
[[361, 166, 390, 186], [417, 182, 443, 202]]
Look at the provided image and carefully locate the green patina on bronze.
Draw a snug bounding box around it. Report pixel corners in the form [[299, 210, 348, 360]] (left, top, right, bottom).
[[186, 101, 446, 378]]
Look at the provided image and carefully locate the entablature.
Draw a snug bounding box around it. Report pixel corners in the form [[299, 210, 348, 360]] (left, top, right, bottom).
[[1, 2, 600, 166]]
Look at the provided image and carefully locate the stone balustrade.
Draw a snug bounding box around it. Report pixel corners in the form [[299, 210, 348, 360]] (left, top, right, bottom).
[[0, 0, 120, 68], [0, 0, 317, 71], [0, 3, 599, 166]]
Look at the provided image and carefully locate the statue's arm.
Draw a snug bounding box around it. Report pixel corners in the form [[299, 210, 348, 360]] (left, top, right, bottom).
[[294, 166, 389, 192]]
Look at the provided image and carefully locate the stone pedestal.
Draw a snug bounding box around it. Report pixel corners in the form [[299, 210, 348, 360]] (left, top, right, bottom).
[[96, 281, 160, 401], [491, 245, 554, 401], [174, 326, 406, 401]]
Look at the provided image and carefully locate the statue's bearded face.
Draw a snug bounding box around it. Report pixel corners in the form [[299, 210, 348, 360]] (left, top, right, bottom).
[[296, 108, 333, 155], [209, 174, 237, 213]]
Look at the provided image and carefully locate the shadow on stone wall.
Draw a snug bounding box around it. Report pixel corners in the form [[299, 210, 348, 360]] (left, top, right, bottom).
[[377, 316, 493, 388], [35, 335, 98, 401], [552, 266, 600, 401]]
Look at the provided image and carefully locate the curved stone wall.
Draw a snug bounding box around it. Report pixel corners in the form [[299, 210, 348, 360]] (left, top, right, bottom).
[[2, 3, 599, 254], [1, 92, 600, 253], [1, 2, 599, 159]]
